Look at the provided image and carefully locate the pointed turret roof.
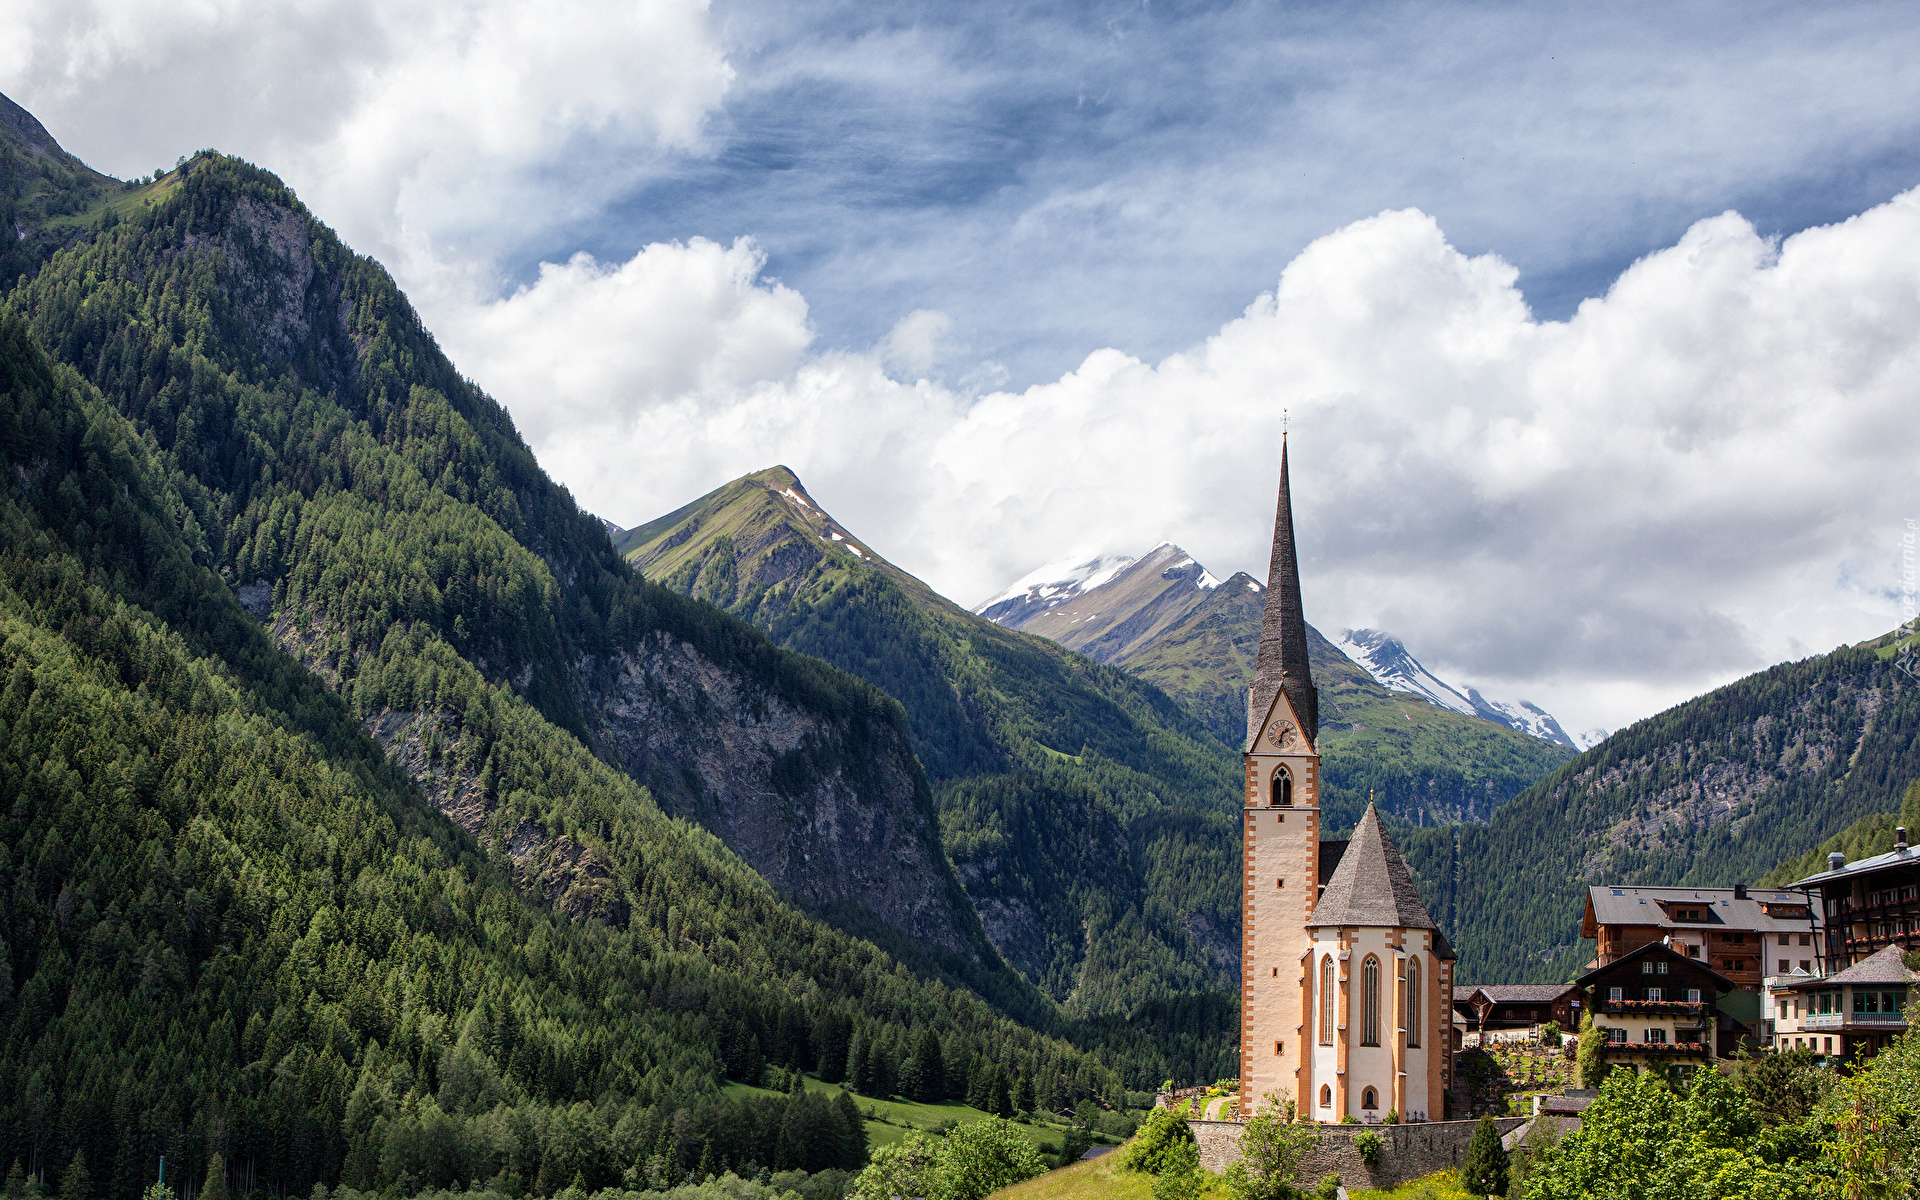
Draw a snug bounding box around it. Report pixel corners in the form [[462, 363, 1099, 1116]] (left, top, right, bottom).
[[1246, 435, 1317, 750], [1310, 803, 1437, 930]]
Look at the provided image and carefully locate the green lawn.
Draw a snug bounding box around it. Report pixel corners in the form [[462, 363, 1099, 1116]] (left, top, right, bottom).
[[719, 1078, 1077, 1152]]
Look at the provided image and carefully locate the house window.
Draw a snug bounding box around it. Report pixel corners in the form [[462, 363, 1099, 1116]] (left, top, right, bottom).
[[1272, 766, 1293, 807], [1408, 957, 1422, 1048], [1641, 962, 1655, 975], [1657, 961, 1669, 974], [1606, 1027, 1627, 1043], [1685, 945, 1699, 958], [1779, 934, 1790, 946], [1647, 988, 1663, 1002], [1779, 959, 1789, 973], [1609, 987, 1624, 1003], [1362, 957, 1381, 1046], [1800, 961, 1811, 973], [1362, 1087, 1378, 1110], [1687, 989, 1701, 1004], [1645, 1028, 1667, 1044], [1320, 957, 1335, 1046], [1800, 934, 1811, 946], [1276, 1040, 1284, 1054], [1319, 1085, 1332, 1108], [1778, 1001, 1788, 1020]]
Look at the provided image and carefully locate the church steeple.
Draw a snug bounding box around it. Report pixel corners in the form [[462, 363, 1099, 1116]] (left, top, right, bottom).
[[1248, 434, 1317, 749]]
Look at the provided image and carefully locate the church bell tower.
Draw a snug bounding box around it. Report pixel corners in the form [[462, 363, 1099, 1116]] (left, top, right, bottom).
[[1240, 434, 1322, 1117]]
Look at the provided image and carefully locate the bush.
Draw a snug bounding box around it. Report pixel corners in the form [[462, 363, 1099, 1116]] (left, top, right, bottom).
[[1149, 1140, 1203, 1200], [927, 1121, 1046, 1200], [1460, 1114, 1508, 1196], [1120, 1109, 1197, 1176], [1540, 1021, 1562, 1048], [1575, 1012, 1608, 1090], [1225, 1097, 1318, 1200], [1354, 1131, 1383, 1168]]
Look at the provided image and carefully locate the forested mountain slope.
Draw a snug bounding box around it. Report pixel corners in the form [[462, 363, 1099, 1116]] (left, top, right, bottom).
[[976, 546, 1571, 829], [0, 112, 1221, 1197], [619, 467, 1242, 1016], [0, 315, 1140, 1195], [1396, 629, 1920, 982]]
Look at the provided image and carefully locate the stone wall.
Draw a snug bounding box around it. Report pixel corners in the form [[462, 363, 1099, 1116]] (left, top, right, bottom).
[[1190, 1117, 1529, 1191]]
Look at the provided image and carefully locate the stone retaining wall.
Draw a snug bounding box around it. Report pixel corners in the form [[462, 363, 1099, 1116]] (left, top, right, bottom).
[[1189, 1117, 1529, 1191]]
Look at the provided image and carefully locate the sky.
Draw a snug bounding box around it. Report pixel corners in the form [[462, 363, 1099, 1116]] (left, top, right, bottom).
[[6, 0, 1920, 735]]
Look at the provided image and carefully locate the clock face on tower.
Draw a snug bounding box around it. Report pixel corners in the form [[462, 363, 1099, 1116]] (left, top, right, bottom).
[[1266, 721, 1297, 750]]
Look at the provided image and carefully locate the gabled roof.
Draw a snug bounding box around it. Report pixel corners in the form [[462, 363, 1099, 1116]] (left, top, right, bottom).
[[1309, 803, 1436, 930], [1582, 885, 1818, 936], [1246, 436, 1317, 750], [1573, 939, 1735, 993]]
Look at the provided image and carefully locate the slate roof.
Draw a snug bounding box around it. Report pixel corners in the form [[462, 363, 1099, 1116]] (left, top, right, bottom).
[[1309, 803, 1436, 930], [1779, 944, 1920, 990], [1455, 984, 1578, 1004], [1791, 843, 1920, 888], [1246, 436, 1318, 750], [1583, 885, 1819, 936]]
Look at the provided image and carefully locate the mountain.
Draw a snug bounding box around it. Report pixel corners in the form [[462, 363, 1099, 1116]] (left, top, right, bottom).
[[976, 547, 1574, 827], [1336, 628, 1582, 749], [619, 468, 1244, 1020], [0, 101, 1176, 1196], [1394, 627, 1920, 984]]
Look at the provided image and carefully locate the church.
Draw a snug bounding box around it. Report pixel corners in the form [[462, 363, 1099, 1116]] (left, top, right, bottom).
[[1239, 438, 1455, 1122]]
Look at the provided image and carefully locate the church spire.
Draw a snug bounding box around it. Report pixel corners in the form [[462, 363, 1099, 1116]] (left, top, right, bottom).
[[1248, 434, 1317, 749]]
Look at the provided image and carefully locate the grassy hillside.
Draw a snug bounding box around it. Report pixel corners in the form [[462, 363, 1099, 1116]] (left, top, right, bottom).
[[1397, 629, 1920, 982], [622, 468, 1242, 1026]]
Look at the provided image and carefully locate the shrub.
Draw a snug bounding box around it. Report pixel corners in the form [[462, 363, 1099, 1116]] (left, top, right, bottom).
[[1354, 1131, 1384, 1168], [1225, 1096, 1318, 1200], [1150, 1139, 1203, 1200], [1541, 1020, 1563, 1048], [1121, 1108, 1197, 1176], [1383, 1109, 1400, 1126]]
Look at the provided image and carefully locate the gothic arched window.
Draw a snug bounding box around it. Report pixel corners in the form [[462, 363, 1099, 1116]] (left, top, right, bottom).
[[1319, 955, 1335, 1045], [1407, 956, 1422, 1048], [1362, 1086, 1378, 1110], [1362, 956, 1381, 1046], [1272, 765, 1293, 807], [1319, 1084, 1332, 1108]]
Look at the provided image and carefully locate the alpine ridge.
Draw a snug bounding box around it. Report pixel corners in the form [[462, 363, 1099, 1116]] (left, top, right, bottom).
[[619, 465, 1245, 1021], [976, 542, 1575, 828]]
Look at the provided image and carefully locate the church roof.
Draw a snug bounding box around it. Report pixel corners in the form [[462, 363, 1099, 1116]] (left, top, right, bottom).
[[1310, 803, 1437, 930], [1246, 435, 1318, 750]]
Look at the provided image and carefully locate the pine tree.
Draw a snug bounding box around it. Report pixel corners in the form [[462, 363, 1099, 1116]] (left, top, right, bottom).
[[58, 1153, 88, 1200], [908, 1028, 944, 1102], [4, 1162, 24, 1200], [966, 1056, 993, 1111], [697, 1138, 715, 1182], [991, 1066, 1014, 1118], [1011, 1073, 1034, 1114], [1461, 1112, 1509, 1197], [200, 1157, 228, 1200]]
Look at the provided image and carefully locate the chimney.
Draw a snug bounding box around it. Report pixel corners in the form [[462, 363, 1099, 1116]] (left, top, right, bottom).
[[1734, 883, 1747, 900], [1899, 828, 1910, 852], [1828, 851, 1846, 872]]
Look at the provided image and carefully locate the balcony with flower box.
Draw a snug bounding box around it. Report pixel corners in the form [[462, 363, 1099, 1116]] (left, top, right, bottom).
[[1595, 998, 1709, 1018], [1600, 1040, 1711, 1058]]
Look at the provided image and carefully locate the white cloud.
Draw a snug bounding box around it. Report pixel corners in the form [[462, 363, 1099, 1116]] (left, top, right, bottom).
[[450, 194, 1920, 734], [1, 0, 733, 298]]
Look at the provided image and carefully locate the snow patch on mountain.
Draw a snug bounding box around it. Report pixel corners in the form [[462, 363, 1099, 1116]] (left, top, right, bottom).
[[1337, 628, 1577, 749], [1574, 727, 1611, 751], [974, 551, 1138, 615]]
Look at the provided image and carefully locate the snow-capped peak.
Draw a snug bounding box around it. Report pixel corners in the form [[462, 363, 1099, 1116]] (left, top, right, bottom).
[[1197, 569, 1222, 590], [974, 551, 1138, 615], [1336, 628, 1578, 749], [1574, 727, 1611, 751]]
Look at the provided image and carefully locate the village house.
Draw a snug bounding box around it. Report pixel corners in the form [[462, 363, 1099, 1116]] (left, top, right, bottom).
[[1769, 943, 1917, 1061], [1451, 984, 1579, 1035], [1791, 828, 1920, 968], [1573, 942, 1747, 1074]]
